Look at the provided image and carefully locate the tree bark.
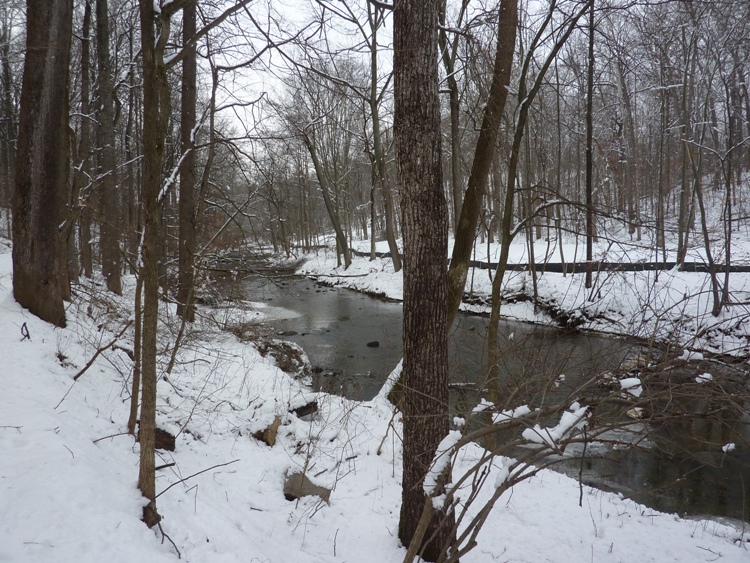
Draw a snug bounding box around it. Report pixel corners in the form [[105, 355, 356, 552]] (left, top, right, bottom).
[[367, 3, 402, 272], [177, 0, 197, 322], [138, 0, 166, 528], [12, 0, 72, 328], [96, 0, 122, 294], [0, 17, 18, 234], [445, 0, 518, 326], [394, 0, 453, 560], [585, 0, 595, 290], [79, 4, 94, 279]]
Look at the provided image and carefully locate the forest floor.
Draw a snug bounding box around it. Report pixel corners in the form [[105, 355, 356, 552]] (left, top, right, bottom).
[[1, 224, 750, 562]]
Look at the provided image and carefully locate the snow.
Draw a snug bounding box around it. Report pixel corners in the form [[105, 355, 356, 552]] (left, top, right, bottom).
[[1, 237, 749, 562], [424, 431, 462, 508], [492, 404, 532, 425], [620, 377, 643, 397], [522, 403, 589, 448]]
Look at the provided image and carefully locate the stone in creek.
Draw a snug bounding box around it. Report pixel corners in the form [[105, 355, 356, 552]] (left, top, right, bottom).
[[367, 341, 380, 348]]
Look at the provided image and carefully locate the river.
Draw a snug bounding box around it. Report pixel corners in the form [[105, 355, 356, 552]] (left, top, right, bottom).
[[237, 272, 750, 524]]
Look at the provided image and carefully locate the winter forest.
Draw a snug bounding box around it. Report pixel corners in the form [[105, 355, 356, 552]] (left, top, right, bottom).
[[2, 0, 750, 562]]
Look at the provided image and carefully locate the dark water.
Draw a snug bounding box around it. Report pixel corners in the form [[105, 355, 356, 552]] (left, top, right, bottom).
[[241, 274, 750, 524]]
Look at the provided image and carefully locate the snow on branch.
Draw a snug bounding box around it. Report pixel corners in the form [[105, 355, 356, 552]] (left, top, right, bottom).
[[521, 403, 588, 448], [424, 430, 462, 509], [492, 405, 532, 425]]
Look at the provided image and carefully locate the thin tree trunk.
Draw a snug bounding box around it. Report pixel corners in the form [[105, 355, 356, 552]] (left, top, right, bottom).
[[368, 3, 402, 272], [585, 0, 595, 290], [439, 0, 469, 234], [303, 136, 352, 268], [137, 0, 166, 528], [446, 0, 518, 326], [1, 19, 17, 236], [96, 0, 121, 294]]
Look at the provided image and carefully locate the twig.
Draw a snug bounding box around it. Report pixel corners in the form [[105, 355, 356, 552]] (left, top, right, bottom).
[[73, 321, 133, 381], [155, 462, 177, 471], [156, 459, 239, 498], [157, 522, 182, 559], [112, 344, 135, 361], [377, 410, 398, 455], [54, 380, 78, 410], [93, 431, 132, 444]]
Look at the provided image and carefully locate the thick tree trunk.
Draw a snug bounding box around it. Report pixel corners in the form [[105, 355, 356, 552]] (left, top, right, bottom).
[[12, 0, 72, 328], [177, 0, 197, 322], [96, 0, 121, 294], [394, 0, 453, 560]]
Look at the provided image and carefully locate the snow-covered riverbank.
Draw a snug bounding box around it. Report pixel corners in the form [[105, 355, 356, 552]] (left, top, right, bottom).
[[1, 238, 749, 562], [297, 230, 750, 358]]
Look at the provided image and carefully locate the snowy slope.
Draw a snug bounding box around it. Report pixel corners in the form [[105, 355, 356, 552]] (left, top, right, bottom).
[[1, 242, 748, 562]]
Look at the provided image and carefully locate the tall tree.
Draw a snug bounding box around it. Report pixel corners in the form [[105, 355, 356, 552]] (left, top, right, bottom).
[[78, 0, 94, 278], [137, 0, 253, 527], [585, 0, 595, 289], [0, 7, 19, 233], [12, 0, 72, 328], [96, 0, 122, 294], [176, 0, 197, 322], [445, 0, 518, 326], [137, 0, 166, 528], [394, 0, 452, 560]]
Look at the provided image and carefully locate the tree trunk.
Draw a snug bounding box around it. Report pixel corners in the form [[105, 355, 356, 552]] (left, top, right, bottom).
[[79, 6, 94, 280], [177, 0, 197, 322], [585, 0, 595, 290], [445, 0, 518, 326], [0, 19, 18, 234], [394, 0, 453, 560], [96, 0, 121, 294], [438, 0, 469, 234], [67, 0, 93, 284], [303, 136, 352, 268], [368, 3, 402, 272], [12, 0, 71, 328], [137, 0, 167, 528]]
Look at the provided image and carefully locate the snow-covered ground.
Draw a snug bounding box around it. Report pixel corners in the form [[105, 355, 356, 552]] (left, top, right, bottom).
[[1, 231, 749, 562]]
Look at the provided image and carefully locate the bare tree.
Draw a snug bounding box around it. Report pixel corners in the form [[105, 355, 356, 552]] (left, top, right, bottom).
[[177, 0, 198, 322], [445, 0, 518, 325], [394, 0, 453, 559]]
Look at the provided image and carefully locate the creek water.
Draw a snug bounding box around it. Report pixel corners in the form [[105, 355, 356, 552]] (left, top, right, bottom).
[[239, 273, 750, 524]]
